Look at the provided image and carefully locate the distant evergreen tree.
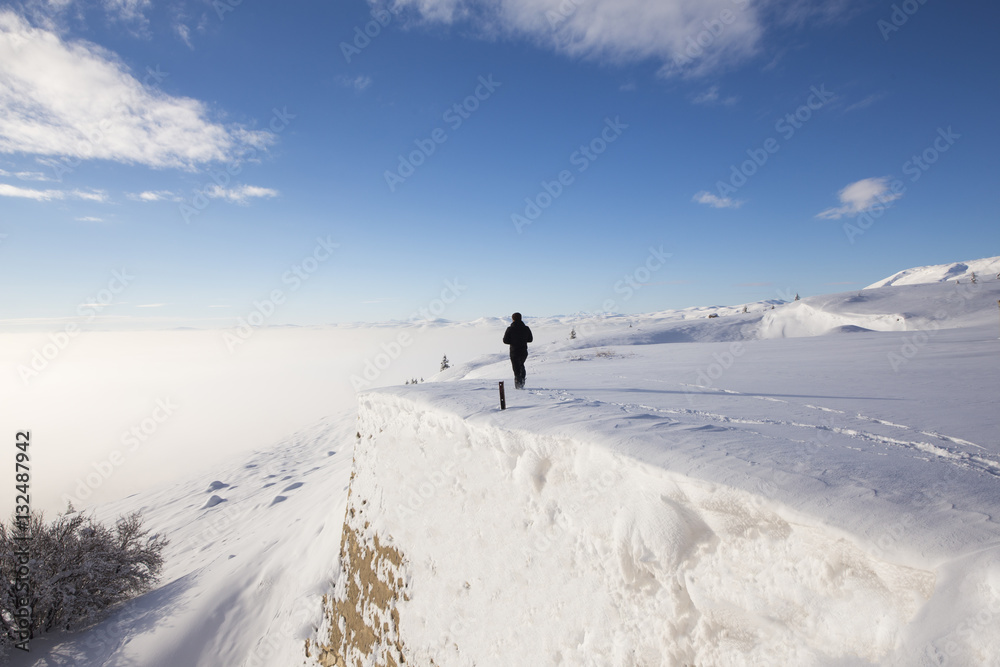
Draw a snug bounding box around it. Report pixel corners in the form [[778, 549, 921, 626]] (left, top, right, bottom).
[[794, 293, 800, 301], [440, 355, 450, 371], [741, 305, 748, 314], [569, 328, 576, 340], [970, 272, 977, 284]]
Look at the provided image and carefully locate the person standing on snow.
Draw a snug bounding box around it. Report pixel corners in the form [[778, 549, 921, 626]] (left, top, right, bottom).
[[503, 312, 533, 389]]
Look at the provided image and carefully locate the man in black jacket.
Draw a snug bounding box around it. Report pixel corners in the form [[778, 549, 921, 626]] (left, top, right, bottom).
[[502, 312, 533, 389]]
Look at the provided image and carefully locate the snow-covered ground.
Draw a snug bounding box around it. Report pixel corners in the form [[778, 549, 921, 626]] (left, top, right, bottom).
[[6, 257, 1000, 666]]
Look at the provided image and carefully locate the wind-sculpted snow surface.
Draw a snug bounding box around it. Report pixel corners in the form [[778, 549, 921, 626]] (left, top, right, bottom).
[[319, 326, 1000, 667]]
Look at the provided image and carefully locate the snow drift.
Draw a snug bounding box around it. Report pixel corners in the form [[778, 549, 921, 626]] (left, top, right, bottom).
[[315, 281, 1000, 666]]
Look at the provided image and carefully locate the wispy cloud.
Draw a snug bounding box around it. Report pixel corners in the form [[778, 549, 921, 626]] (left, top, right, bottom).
[[692, 85, 738, 106], [136, 303, 166, 308], [338, 74, 373, 91], [0, 182, 108, 202], [0, 10, 272, 170], [127, 190, 182, 202], [844, 92, 887, 113], [0, 167, 52, 181], [815, 177, 902, 219], [693, 190, 743, 209], [379, 0, 763, 77], [74, 216, 106, 222], [204, 184, 279, 205], [103, 0, 153, 34]]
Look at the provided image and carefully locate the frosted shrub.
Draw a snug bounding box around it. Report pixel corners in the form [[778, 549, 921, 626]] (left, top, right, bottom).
[[0, 510, 167, 653]]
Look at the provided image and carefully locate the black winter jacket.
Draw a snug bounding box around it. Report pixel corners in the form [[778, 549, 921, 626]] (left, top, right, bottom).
[[502, 321, 533, 354]]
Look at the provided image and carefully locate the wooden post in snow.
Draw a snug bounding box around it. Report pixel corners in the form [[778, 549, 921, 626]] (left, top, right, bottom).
[[499, 381, 506, 410]]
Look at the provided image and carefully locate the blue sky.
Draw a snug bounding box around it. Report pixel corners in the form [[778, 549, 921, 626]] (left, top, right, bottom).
[[1, 0, 998, 328]]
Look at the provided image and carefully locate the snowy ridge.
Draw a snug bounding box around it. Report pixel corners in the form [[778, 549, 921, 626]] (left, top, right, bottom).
[[318, 390, 935, 665], [866, 256, 1000, 288], [317, 321, 1000, 666]]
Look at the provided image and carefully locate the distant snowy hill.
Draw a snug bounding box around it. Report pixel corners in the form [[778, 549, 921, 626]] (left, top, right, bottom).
[[867, 255, 1000, 288], [7, 258, 1000, 667]]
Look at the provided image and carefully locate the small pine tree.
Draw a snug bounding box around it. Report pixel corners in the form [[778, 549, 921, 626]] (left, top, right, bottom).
[[794, 293, 800, 301], [970, 272, 977, 284], [440, 355, 450, 371], [569, 328, 576, 340], [741, 305, 748, 314]]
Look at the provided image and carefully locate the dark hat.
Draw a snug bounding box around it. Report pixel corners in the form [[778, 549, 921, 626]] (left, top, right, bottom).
[[511, 312, 522, 321]]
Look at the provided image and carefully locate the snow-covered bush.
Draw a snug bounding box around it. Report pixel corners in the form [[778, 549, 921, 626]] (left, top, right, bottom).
[[0, 510, 167, 652]]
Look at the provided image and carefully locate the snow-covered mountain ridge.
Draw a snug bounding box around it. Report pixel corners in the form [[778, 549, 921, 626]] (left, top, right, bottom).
[[866, 255, 1000, 288]]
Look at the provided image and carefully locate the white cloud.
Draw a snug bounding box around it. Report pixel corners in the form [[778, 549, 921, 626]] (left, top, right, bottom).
[[74, 216, 105, 222], [815, 177, 903, 219], [339, 74, 373, 91], [0, 182, 108, 201], [128, 189, 181, 202], [175, 22, 194, 49], [844, 92, 887, 113], [693, 190, 743, 209], [692, 85, 739, 106], [376, 0, 769, 77], [103, 0, 151, 25], [0, 167, 51, 181], [204, 184, 279, 205], [0, 10, 272, 169], [136, 303, 166, 308]]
